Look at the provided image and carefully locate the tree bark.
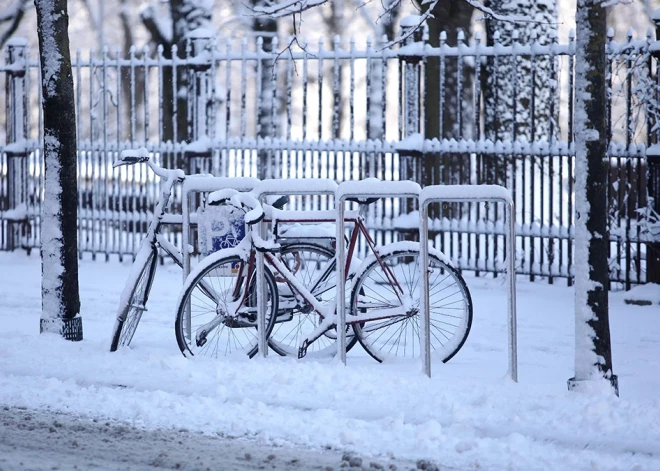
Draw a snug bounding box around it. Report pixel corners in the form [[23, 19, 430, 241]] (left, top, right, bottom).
[[250, 0, 278, 179], [482, 0, 558, 186], [416, 0, 473, 218], [569, 0, 617, 394], [34, 0, 82, 340]]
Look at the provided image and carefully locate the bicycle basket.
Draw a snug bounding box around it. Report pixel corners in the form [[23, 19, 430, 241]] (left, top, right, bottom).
[[198, 203, 246, 256]]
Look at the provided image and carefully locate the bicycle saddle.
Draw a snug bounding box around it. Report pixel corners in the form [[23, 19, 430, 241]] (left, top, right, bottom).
[[270, 195, 289, 210], [345, 196, 379, 205]]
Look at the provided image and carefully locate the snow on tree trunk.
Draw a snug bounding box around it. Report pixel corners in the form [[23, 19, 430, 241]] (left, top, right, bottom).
[[367, 4, 401, 142], [484, 0, 558, 143], [570, 0, 617, 394], [170, 0, 213, 144], [250, 0, 278, 180], [34, 0, 82, 340], [482, 0, 558, 186], [418, 0, 474, 219]]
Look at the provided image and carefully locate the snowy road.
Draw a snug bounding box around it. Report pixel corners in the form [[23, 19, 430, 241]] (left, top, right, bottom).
[[0, 407, 419, 471]]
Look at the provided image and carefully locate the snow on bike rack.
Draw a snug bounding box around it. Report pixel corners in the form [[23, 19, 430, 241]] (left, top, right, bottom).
[[252, 179, 340, 358], [419, 185, 518, 382], [179, 176, 518, 380]]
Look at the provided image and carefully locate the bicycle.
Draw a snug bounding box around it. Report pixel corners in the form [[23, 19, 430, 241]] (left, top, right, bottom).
[[109, 149, 187, 352], [110, 150, 320, 355], [174, 188, 474, 363]]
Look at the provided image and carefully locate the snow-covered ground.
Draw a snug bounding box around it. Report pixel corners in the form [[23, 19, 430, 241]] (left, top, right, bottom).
[[0, 250, 659, 470]]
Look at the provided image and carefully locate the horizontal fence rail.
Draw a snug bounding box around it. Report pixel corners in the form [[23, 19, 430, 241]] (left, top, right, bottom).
[[1, 22, 658, 288]]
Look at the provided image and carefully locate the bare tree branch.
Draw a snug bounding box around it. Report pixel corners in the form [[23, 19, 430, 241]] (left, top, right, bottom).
[[251, 0, 328, 18], [462, 0, 531, 22], [141, 3, 173, 47], [79, 0, 104, 49], [251, 0, 543, 28], [0, 0, 29, 49]]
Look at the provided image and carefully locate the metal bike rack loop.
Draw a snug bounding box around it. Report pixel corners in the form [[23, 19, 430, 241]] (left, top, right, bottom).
[[419, 185, 518, 382], [253, 179, 340, 358], [335, 180, 422, 365]]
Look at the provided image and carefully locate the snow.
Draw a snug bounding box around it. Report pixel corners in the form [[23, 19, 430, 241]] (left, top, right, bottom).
[[420, 184, 512, 205], [35, 0, 63, 98], [572, 3, 605, 383], [40, 133, 65, 324], [254, 178, 339, 196], [3, 251, 659, 469], [336, 178, 421, 200], [277, 222, 336, 238], [1, 202, 28, 221], [624, 283, 660, 305]]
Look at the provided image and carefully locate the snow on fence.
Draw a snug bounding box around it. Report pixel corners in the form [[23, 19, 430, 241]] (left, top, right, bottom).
[[0, 21, 658, 287]]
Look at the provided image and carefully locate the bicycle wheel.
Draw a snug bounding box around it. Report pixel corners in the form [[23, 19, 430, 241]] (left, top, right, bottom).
[[268, 243, 357, 358], [175, 253, 278, 359], [110, 247, 158, 351], [350, 245, 472, 363]]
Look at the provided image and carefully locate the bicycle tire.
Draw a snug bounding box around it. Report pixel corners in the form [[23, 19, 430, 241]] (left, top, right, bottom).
[[268, 243, 358, 358], [174, 252, 278, 359], [350, 245, 473, 363], [110, 247, 158, 351]]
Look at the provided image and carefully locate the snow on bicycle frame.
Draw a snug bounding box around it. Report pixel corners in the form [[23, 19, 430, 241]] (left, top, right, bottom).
[[181, 179, 476, 370]]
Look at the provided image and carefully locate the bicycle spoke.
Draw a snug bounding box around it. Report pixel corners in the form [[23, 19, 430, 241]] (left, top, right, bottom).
[[352, 249, 472, 363], [176, 255, 277, 359]]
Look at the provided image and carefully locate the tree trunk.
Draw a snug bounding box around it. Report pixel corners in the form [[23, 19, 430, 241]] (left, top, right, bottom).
[[417, 0, 473, 218], [569, 0, 617, 395], [367, 3, 401, 142], [251, 0, 278, 179], [34, 0, 82, 340], [167, 0, 212, 146], [482, 0, 558, 185]]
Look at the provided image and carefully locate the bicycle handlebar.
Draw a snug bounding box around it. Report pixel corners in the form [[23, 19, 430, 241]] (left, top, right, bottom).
[[207, 189, 265, 226], [114, 148, 184, 181]]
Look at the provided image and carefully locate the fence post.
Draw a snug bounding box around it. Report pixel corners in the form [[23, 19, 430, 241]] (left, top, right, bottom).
[[647, 12, 660, 284], [4, 39, 29, 251], [184, 31, 213, 175]]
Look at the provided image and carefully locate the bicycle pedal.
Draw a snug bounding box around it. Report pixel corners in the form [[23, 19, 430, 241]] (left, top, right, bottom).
[[196, 330, 208, 348], [298, 339, 309, 359]]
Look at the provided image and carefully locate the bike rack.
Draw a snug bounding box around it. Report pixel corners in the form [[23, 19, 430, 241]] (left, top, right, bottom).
[[253, 179, 340, 358], [180, 177, 517, 380], [335, 180, 423, 365], [419, 185, 518, 382], [181, 176, 260, 282]]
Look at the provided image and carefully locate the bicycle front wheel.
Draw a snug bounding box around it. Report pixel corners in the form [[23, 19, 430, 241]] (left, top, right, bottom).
[[350, 247, 472, 363], [110, 247, 158, 351], [175, 253, 278, 359]]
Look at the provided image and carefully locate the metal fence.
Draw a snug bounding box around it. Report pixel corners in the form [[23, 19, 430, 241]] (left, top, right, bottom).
[[1, 21, 658, 287]]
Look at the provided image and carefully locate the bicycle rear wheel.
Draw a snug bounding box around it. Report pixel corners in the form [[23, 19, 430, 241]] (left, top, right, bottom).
[[110, 247, 158, 351], [268, 243, 357, 358], [175, 253, 278, 359], [350, 246, 472, 363]]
